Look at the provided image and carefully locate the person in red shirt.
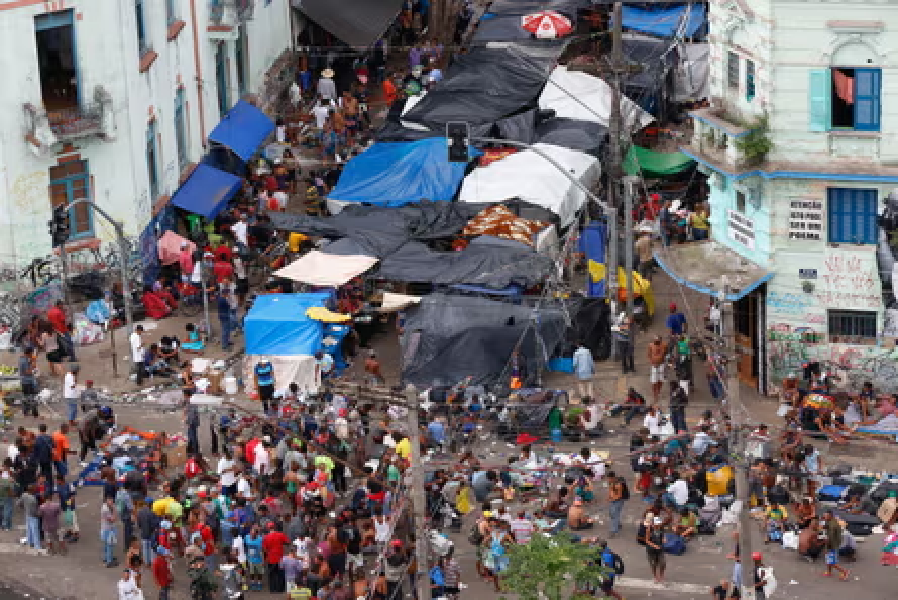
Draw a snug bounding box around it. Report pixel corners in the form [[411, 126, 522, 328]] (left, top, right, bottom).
[[151, 545, 174, 599], [191, 518, 217, 567], [213, 254, 234, 284], [46, 300, 67, 334], [214, 243, 233, 263], [262, 523, 290, 593]]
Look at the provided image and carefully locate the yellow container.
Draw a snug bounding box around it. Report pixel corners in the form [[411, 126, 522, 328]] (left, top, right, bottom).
[[707, 465, 735, 496]]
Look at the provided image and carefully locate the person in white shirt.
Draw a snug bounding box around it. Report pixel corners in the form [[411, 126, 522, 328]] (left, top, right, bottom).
[[236, 472, 254, 501], [129, 325, 146, 384], [317, 68, 337, 100], [272, 189, 289, 211], [117, 568, 141, 599], [231, 215, 249, 249], [691, 425, 716, 457], [666, 473, 689, 507], [232, 532, 247, 566], [218, 451, 238, 494], [311, 98, 331, 129], [253, 438, 271, 475], [63, 364, 80, 424], [643, 406, 661, 436]]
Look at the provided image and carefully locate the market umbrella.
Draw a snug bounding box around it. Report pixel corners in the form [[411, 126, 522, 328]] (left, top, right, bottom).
[[521, 10, 573, 39]]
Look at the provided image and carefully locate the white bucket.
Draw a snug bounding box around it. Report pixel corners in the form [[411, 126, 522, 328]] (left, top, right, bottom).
[[223, 376, 238, 395]]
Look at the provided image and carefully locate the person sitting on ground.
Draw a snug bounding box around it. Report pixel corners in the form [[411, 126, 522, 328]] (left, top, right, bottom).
[[141, 285, 175, 320], [145, 344, 174, 377], [795, 497, 817, 529], [579, 397, 602, 437], [764, 501, 789, 543], [675, 507, 699, 539], [181, 323, 205, 354], [797, 517, 825, 562], [621, 387, 648, 425], [567, 498, 594, 530], [158, 336, 180, 364]]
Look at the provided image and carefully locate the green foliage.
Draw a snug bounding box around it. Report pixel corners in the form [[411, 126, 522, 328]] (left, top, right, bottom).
[[499, 533, 612, 600], [735, 114, 773, 165]]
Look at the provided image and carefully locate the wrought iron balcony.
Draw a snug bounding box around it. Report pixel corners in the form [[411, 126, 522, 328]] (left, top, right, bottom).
[[24, 86, 115, 155]]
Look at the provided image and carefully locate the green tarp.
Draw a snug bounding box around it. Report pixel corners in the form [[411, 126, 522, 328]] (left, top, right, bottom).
[[623, 145, 695, 178]]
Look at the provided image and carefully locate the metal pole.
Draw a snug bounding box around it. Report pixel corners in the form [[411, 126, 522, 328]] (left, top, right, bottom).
[[606, 3, 624, 309], [607, 212, 618, 314], [201, 256, 211, 342], [623, 176, 637, 318], [723, 287, 756, 600], [405, 384, 430, 600], [59, 244, 71, 312], [116, 231, 135, 338]]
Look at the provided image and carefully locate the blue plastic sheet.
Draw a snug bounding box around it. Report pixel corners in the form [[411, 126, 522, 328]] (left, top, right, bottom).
[[208, 100, 275, 162], [329, 138, 478, 207], [579, 222, 607, 298], [620, 3, 707, 38], [244, 293, 332, 356], [171, 164, 242, 218]]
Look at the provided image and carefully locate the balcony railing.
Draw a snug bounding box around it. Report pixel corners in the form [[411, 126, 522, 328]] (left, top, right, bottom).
[[24, 86, 115, 154], [209, 0, 254, 25]]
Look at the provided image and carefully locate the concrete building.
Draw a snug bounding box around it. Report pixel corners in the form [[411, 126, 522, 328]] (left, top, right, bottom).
[[675, 0, 898, 393], [0, 0, 293, 286]]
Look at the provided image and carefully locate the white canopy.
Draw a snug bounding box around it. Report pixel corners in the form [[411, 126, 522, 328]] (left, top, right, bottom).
[[457, 143, 601, 227], [378, 292, 423, 312], [539, 65, 654, 132], [275, 251, 378, 287]]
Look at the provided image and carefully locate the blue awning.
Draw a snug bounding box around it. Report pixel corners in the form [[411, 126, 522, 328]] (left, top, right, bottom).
[[171, 164, 242, 219], [619, 3, 707, 38], [208, 100, 275, 162]]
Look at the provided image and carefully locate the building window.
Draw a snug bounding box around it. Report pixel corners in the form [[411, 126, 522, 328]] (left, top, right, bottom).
[[34, 10, 79, 109], [726, 51, 739, 90], [165, 0, 177, 26], [810, 68, 881, 132], [736, 189, 746, 213], [236, 25, 248, 97], [135, 0, 149, 54], [828, 310, 876, 342], [146, 120, 160, 200], [215, 41, 229, 116], [827, 187, 877, 244], [174, 88, 188, 171], [49, 160, 93, 238], [745, 59, 755, 101]]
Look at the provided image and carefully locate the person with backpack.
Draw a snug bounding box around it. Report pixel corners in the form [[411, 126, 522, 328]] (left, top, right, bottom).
[[607, 471, 629, 537], [640, 515, 667, 584], [597, 539, 626, 600]]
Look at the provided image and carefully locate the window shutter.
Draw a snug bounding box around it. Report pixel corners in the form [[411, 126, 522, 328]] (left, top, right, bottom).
[[808, 69, 831, 132], [862, 189, 878, 244], [827, 188, 843, 242], [854, 68, 881, 132]]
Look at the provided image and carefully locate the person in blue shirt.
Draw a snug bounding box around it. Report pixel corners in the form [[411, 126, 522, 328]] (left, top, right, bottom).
[[598, 541, 625, 600], [244, 526, 265, 591], [427, 417, 447, 452], [665, 303, 687, 338]]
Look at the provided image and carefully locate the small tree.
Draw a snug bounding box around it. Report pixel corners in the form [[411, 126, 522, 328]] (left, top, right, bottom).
[[500, 533, 611, 600]]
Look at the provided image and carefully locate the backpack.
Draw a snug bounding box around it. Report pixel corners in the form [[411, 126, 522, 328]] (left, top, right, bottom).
[[662, 532, 687, 555], [636, 523, 647, 546], [603, 551, 625, 575], [619, 480, 630, 501]]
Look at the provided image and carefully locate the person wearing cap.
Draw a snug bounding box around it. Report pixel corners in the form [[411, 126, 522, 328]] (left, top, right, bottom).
[[318, 67, 337, 101], [751, 552, 770, 598], [151, 544, 174, 600], [640, 515, 666, 583]]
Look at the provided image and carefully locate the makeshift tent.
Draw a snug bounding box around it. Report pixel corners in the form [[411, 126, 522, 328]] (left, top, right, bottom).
[[208, 100, 275, 162], [328, 138, 478, 207], [539, 66, 654, 132], [622, 34, 675, 116], [275, 252, 378, 287], [401, 293, 568, 386], [487, 0, 591, 13], [674, 43, 710, 102], [534, 118, 608, 154], [244, 293, 331, 356], [579, 222, 607, 298], [170, 164, 242, 218], [298, 0, 403, 47], [461, 204, 548, 247], [619, 3, 707, 38], [623, 145, 695, 178], [378, 292, 422, 312], [458, 143, 601, 227], [156, 231, 195, 266], [243, 355, 319, 396]]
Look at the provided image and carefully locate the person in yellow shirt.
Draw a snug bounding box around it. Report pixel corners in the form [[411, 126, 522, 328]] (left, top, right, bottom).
[[395, 434, 411, 461], [764, 501, 788, 542], [690, 208, 710, 241]]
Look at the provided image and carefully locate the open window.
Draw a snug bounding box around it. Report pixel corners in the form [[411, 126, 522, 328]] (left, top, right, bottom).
[[35, 10, 79, 110], [831, 67, 880, 131]]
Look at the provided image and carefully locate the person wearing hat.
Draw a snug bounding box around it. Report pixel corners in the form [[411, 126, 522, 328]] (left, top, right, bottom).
[[318, 67, 337, 100], [751, 552, 770, 598], [640, 515, 667, 583]]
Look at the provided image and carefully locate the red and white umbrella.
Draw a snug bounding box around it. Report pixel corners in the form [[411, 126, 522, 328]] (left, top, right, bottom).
[[521, 10, 573, 39]]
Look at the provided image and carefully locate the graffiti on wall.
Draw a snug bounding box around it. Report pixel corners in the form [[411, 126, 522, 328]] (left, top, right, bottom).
[[815, 253, 880, 309]]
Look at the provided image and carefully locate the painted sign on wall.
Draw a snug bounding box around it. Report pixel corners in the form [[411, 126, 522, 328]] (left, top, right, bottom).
[[727, 209, 755, 249], [788, 199, 823, 240]]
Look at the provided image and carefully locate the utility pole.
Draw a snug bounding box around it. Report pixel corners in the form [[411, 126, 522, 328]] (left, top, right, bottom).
[[722, 285, 756, 600], [606, 2, 624, 310], [622, 176, 638, 319], [405, 383, 431, 600]]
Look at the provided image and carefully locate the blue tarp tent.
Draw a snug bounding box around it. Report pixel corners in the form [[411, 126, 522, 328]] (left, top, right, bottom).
[[208, 100, 275, 162], [171, 164, 242, 218], [579, 222, 607, 298], [329, 138, 479, 207], [244, 293, 331, 356], [620, 3, 707, 38]]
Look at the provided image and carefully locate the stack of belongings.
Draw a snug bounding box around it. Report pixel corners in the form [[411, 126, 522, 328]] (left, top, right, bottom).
[[460, 204, 548, 247]]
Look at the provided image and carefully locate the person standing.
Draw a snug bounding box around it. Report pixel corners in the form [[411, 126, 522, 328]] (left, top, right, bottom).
[[52, 423, 74, 480], [318, 68, 337, 101], [572, 342, 595, 400], [822, 511, 851, 580], [38, 492, 64, 555], [751, 552, 769, 599], [19, 346, 38, 418], [33, 423, 55, 493], [152, 545, 174, 600], [186, 399, 200, 456], [615, 315, 635, 374], [262, 523, 291, 593], [0, 469, 14, 531], [101, 496, 119, 566], [254, 360, 275, 414], [607, 471, 628, 537], [19, 484, 41, 549], [216, 281, 234, 352], [665, 303, 687, 340], [63, 364, 80, 425], [635, 230, 654, 279], [669, 380, 689, 434], [46, 300, 67, 335], [130, 325, 146, 385], [647, 336, 667, 404], [640, 516, 666, 584]]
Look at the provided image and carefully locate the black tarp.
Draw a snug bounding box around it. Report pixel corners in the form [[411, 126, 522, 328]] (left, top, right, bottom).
[[375, 236, 553, 290], [401, 42, 564, 128], [486, 0, 592, 14], [401, 294, 568, 386], [534, 118, 608, 153], [296, 0, 403, 48]]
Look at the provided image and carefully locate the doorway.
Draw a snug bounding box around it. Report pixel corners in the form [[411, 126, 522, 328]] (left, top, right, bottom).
[[35, 10, 79, 110]]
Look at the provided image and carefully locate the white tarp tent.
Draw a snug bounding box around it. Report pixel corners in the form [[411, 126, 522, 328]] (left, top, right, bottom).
[[673, 43, 710, 102], [539, 65, 655, 132], [275, 251, 378, 287], [243, 355, 320, 396], [457, 143, 601, 227]]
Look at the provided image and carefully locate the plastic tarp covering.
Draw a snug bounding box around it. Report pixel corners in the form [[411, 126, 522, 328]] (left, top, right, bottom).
[[622, 34, 673, 92], [297, 0, 403, 48], [401, 293, 568, 386], [265, 202, 486, 258], [623, 145, 695, 178], [328, 138, 478, 207], [170, 164, 243, 218], [208, 100, 275, 162], [244, 293, 331, 356], [579, 222, 607, 298], [274, 252, 378, 287], [375, 235, 553, 289], [535, 118, 608, 153], [472, 15, 534, 43], [540, 66, 654, 132], [243, 355, 320, 396], [620, 3, 707, 38], [674, 43, 710, 102], [156, 231, 196, 266], [458, 143, 601, 227], [487, 0, 591, 13], [402, 43, 563, 128]]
